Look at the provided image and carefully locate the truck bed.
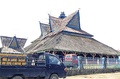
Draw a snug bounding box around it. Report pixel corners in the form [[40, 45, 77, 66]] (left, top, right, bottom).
[[0, 53, 67, 79], [0, 65, 46, 78], [0, 53, 46, 78]]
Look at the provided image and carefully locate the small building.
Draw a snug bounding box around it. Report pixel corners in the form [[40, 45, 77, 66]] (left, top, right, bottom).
[[0, 36, 27, 53], [25, 10, 120, 58]]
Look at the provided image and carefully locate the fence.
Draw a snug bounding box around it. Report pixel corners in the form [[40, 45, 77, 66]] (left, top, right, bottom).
[[82, 57, 102, 69], [63, 56, 120, 69], [62, 56, 120, 76]]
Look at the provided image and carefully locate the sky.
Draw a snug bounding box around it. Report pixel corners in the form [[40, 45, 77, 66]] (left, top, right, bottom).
[[0, 0, 120, 50]]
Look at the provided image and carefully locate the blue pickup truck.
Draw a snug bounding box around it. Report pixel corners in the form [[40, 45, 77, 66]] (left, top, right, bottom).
[[0, 52, 67, 79]]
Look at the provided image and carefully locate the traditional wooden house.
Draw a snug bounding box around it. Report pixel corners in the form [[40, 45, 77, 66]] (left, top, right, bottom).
[[25, 10, 120, 58], [0, 36, 27, 53]]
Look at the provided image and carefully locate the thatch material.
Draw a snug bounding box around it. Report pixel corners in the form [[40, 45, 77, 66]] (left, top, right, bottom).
[[0, 36, 27, 48], [26, 32, 119, 55], [48, 10, 93, 37], [0, 36, 27, 53], [39, 22, 51, 38], [25, 10, 120, 55], [1, 46, 24, 53]]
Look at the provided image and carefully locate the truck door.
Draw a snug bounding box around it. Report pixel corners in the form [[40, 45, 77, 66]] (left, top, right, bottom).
[[47, 55, 66, 78], [34, 53, 46, 77], [27, 53, 46, 77]]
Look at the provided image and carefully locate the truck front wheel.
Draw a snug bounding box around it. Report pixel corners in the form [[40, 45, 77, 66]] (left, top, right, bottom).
[[49, 74, 58, 79], [12, 76, 23, 79]]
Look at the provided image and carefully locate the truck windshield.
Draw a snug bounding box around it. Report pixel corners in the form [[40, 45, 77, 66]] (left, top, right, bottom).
[[49, 55, 61, 65]]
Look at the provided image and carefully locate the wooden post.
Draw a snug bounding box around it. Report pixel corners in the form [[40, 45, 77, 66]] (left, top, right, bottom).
[[48, 51, 50, 53], [114, 55, 118, 64], [113, 55, 115, 59], [62, 51, 66, 56], [83, 53, 87, 64], [107, 56, 109, 65], [99, 54, 103, 58], [112, 55, 117, 64], [116, 58, 118, 64], [91, 54, 96, 61], [97, 58, 100, 65], [83, 53, 87, 58]]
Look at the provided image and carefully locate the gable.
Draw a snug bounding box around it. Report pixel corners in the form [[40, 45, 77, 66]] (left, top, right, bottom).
[[40, 22, 50, 37], [66, 11, 81, 31], [9, 36, 20, 49], [0, 36, 27, 48], [49, 15, 62, 32], [0, 36, 13, 47]]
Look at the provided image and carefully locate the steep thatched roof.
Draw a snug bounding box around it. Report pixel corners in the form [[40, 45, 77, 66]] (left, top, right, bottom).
[[0, 36, 27, 53], [0, 36, 27, 48], [39, 22, 51, 38], [1, 46, 24, 53], [48, 10, 93, 37], [25, 32, 119, 55], [25, 10, 120, 55]]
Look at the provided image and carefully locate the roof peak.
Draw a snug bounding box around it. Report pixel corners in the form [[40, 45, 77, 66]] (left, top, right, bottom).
[[59, 12, 66, 19], [41, 10, 93, 38]]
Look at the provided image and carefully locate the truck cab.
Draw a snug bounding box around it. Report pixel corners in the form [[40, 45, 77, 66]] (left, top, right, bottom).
[[0, 52, 67, 79]]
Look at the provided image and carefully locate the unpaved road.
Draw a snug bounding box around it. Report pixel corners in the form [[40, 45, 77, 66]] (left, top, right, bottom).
[[63, 72, 120, 79]]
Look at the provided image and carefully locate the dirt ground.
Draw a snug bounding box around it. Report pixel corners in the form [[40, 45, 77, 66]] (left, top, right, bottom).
[[63, 72, 120, 79]]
